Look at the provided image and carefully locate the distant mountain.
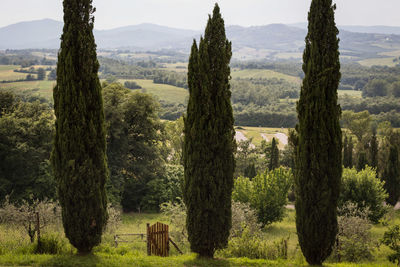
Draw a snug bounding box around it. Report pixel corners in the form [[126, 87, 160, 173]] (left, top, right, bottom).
[[1, 19, 400, 62], [291, 22, 400, 35]]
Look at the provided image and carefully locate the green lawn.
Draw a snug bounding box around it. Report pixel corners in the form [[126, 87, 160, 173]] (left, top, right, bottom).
[[0, 209, 398, 266], [119, 79, 188, 104], [231, 69, 301, 85]]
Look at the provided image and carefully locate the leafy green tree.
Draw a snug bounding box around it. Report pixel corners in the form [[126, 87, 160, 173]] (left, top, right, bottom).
[[382, 225, 400, 265], [294, 0, 342, 265], [383, 146, 400, 206], [183, 4, 235, 258], [52, 0, 108, 254], [339, 167, 387, 223], [0, 91, 15, 117], [233, 167, 293, 226], [362, 79, 389, 97], [392, 81, 400, 98], [341, 110, 371, 143], [37, 68, 46, 81], [268, 137, 279, 170], [0, 100, 55, 203]]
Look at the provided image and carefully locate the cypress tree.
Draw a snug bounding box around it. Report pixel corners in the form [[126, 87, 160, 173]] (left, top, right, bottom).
[[269, 137, 279, 170], [183, 3, 235, 258], [348, 136, 354, 167], [294, 0, 342, 265], [369, 128, 378, 169], [357, 151, 368, 171], [343, 135, 349, 167], [52, 0, 108, 254], [383, 146, 400, 206]]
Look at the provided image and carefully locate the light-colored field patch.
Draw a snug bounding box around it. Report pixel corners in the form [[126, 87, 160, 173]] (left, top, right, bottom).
[[0, 65, 27, 81], [358, 57, 397, 67], [0, 80, 55, 100], [162, 63, 187, 73], [231, 69, 301, 85], [236, 126, 289, 149], [119, 79, 188, 104], [338, 90, 362, 98]]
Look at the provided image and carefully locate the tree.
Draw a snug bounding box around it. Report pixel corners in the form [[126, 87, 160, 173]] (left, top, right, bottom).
[[356, 151, 368, 171], [383, 146, 400, 206], [369, 127, 378, 169], [362, 79, 389, 97], [294, 0, 342, 265], [343, 135, 354, 168], [183, 4, 235, 258], [341, 110, 371, 143], [51, 0, 108, 254], [268, 137, 279, 170], [37, 68, 46, 81]]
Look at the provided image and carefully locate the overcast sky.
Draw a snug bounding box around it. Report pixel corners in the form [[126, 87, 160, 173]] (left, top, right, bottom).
[[1, 0, 399, 30]]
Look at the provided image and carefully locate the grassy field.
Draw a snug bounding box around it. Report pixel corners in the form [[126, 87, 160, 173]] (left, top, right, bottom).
[[119, 79, 188, 104], [162, 62, 187, 73], [0, 65, 28, 81], [0, 209, 398, 266], [338, 90, 362, 98], [236, 126, 289, 149], [358, 57, 398, 67], [0, 80, 55, 100], [231, 69, 301, 85]]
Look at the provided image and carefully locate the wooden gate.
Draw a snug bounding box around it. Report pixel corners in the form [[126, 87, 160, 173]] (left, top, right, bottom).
[[147, 222, 169, 257]]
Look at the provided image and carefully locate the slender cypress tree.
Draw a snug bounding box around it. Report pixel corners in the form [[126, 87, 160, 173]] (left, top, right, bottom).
[[357, 151, 367, 171], [369, 128, 378, 169], [52, 0, 108, 254], [183, 3, 235, 258], [343, 135, 349, 167], [269, 138, 279, 170], [383, 146, 400, 206], [294, 0, 342, 265]]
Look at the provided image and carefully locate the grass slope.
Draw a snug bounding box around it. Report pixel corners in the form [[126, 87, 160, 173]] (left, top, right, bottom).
[[231, 69, 301, 85], [0, 65, 28, 81], [0, 80, 55, 99]]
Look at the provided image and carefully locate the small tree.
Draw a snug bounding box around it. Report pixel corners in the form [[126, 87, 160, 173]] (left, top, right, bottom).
[[268, 138, 279, 170], [383, 146, 400, 206], [37, 68, 46, 80], [382, 225, 400, 266]]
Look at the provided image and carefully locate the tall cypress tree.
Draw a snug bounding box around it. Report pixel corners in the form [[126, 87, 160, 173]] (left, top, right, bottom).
[[52, 0, 108, 254], [183, 3, 235, 258], [269, 137, 279, 170], [383, 146, 400, 206], [343, 135, 349, 167], [369, 127, 378, 169], [294, 0, 342, 265]]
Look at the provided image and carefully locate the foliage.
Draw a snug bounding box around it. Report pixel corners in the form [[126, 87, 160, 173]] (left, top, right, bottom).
[[230, 201, 261, 239], [341, 110, 372, 143], [123, 81, 141, 90], [33, 233, 67, 255], [52, 0, 108, 253], [381, 224, 400, 265], [343, 135, 354, 168], [333, 202, 374, 262], [339, 167, 388, 223], [0, 99, 55, 202], [104, 204, 122, 234], [160, 199, 187, 244], [383, 146, 400, 206], [362, 79, 389, 97], [268, 138, 279, 170], [233, 168, 293, 226], [294, 0, 342, 265], [235, 138, 257, 178], [37, 68, 46, 81], [0, 196, 60, 243], [183, 4, 235, 258]]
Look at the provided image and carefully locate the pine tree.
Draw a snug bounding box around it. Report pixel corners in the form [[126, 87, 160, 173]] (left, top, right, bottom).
[[51, 0, 108, 254], [383, 146, 400, 206], [294, 0, 342, 265], [268, 138, 279, 170], [183, 4, 235, 258]]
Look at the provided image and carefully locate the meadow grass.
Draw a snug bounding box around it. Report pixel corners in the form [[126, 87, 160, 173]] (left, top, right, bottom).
[[236, 126, 289, 148], [231, 69, 301, 85], [358, 57, 397, 67], [0, 209, 399, 266], [118, 79, 188, 104], [0, 80, 55, 100], [0, 65, 27, 81]]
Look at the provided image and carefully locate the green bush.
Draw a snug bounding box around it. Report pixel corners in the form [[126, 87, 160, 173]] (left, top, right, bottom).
[[381, 224, 400, 265], [332, 202, 375, 262], [339, 167, 388, 223], [233, 167, 293, 226]]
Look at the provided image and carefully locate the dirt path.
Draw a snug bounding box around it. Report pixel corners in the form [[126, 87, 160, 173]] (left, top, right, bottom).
[[274, 133, 288, 146], [235, 131, 247, 142]]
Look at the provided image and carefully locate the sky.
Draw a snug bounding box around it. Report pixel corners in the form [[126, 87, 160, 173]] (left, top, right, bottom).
[[1, 0, 400, 30]]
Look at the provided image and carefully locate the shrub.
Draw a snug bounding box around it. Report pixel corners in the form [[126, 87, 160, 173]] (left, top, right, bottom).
[[339, 167, 388, 223], [332, 202, 375, 262], [124, 81, 142, 90], [381, 224, 400, 265], [104, 204, 122, 234], [34, 234, 67, 254], [219, 227, 289, 260], [160, 199, 187, 245], [233, 167, 293, 226], [230, 201, 261, 239]]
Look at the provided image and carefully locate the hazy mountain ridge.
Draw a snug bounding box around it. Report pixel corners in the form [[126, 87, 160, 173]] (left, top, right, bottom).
[[1, 19, 400, 61]]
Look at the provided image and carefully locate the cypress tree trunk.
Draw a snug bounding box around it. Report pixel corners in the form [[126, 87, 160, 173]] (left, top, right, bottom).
[[294, 0, 342, 265], [52, 0, 108, 254], [183, 3, 235, 258]]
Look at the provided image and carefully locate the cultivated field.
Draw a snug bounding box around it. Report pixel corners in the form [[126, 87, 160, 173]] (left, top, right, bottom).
[[231, 69, 301, 85]]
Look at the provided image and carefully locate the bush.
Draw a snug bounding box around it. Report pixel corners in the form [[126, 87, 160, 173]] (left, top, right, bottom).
[[339, 167, 388, 223], [233, 167, 293, 226], [230, 201, 261, 239], [219, 227, 289, 260], [332, 202, 375, 262], [124, 81, 142, 90], [381, 224, 400, 265]]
